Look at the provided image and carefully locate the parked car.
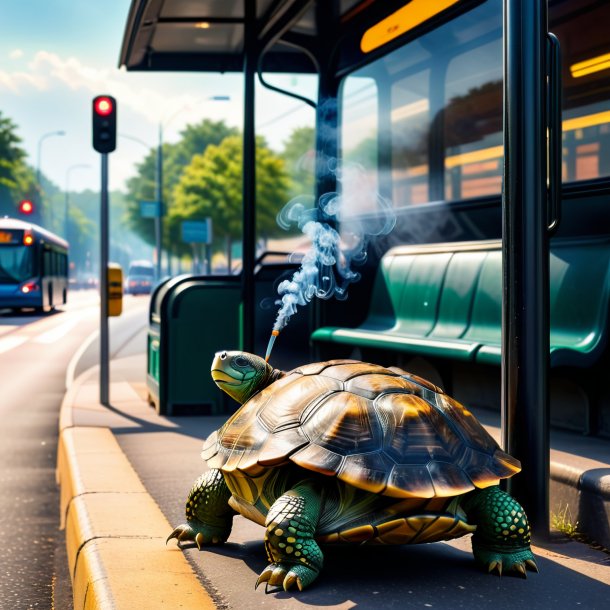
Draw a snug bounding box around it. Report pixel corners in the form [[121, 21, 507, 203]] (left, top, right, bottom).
[[125, 261, 154, 295]]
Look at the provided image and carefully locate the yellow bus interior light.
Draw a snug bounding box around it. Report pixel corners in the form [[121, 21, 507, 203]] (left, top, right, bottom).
[[570, 52, 610, 78], [361, 0, 461, 54]]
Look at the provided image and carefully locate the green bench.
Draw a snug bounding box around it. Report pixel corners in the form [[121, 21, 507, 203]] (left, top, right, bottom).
[[311, 238, 610, 367]]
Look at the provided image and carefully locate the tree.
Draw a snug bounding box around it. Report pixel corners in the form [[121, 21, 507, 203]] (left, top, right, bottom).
[[170, 135, 291, 266], [124, 119, 238, 249], [0, 111, 36, 217], [280, 126, 316, 199]]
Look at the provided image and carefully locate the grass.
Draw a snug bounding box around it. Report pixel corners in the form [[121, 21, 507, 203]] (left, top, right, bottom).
[[551, 504, 580, 538]]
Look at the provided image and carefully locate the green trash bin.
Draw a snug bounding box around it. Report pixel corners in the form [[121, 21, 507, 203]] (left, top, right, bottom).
[[147, 274, 242, 415]]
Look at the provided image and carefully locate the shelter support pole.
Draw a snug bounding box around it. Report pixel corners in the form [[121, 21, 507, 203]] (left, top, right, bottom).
[[502, 0, 550, 538]]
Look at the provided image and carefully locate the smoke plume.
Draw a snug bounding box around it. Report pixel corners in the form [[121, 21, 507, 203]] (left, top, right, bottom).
[[272, 162, 395, 333]]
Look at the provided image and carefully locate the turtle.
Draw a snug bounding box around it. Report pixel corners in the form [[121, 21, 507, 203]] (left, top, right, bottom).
[[168, 351, 538, 592]]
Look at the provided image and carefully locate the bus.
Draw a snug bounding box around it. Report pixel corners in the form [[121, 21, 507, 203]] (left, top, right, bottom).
[[0, 217, 69, 313], [122, 0, 610, 538]]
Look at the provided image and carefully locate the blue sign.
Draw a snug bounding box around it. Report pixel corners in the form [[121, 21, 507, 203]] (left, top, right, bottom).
[[182, 219, 212, 244], [140, 201, 161, 218]]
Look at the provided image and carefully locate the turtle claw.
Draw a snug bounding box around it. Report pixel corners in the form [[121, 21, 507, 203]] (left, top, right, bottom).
[[255, 566, 274, 590], [166, 524, 193, 545], [515, 562, 527, 578], [488, 560, 501, 576], [167, 522, 229, 549], [256, 562, 315, 593], [525, 559, 539, 573]]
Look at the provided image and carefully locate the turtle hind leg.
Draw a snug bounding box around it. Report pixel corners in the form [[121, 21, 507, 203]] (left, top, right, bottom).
[[461, 485, 538, 577], [256, 481, 324, 593], [167, 468, 236, 549]]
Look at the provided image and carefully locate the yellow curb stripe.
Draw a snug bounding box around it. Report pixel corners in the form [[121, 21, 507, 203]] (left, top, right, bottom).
[[57, 426, 216, 610]]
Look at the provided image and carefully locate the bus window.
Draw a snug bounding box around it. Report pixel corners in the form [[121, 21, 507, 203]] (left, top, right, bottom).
[[0, 243, 34, 283], [551, 0, 610, 183]]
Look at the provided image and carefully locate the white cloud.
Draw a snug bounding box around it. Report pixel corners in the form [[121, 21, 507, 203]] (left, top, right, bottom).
[[9, 49, 24, 60], [23, 50, 238, 127], [0, 70, 47, 93]]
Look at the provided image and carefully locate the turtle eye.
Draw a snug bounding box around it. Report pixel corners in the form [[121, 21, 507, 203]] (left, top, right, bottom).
[[234, 355, 249, 368]]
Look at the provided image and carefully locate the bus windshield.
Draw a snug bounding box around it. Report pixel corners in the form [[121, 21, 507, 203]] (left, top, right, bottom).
[[0, 245, 34, 284]]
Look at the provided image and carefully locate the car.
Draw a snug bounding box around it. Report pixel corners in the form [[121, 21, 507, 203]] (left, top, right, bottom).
[[125, 261, 154, 295]]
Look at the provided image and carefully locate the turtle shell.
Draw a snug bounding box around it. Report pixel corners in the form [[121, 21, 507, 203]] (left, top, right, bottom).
[[202, 360, 520, 499]]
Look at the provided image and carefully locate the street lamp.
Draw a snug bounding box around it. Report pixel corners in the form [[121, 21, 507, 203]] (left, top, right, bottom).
[[37, 130, 66, 227], [65, 164, 92, 240], [157, 95, 231, 277], [119, 133, 161, 278]]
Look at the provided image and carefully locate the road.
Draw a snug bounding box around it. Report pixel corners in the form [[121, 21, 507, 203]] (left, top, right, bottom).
[[0, 291, 149, 610]]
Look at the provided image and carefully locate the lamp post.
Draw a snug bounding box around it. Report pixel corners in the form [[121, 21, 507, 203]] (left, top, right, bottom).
[[37, 130, 66, 227], [119, 133, 160, 277], [156, 95, 230, 278], [64, 164, 91, 240]]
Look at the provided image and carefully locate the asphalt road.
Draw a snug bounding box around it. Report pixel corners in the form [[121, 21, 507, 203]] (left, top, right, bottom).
[[0, 291, 149, 610]]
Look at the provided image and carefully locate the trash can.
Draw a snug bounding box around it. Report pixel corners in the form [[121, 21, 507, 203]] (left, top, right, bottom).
[[147, 274, 241, 415]]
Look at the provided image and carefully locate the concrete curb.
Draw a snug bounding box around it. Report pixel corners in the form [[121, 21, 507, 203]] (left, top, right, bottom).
[[56, 384, 216, 609]]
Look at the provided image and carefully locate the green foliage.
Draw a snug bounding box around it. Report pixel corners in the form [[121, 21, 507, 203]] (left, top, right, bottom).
[[124, 119, 238, 248], [279, 126, 316, 198], [170, 135, 291, 258], [0, 111, 36, 215]]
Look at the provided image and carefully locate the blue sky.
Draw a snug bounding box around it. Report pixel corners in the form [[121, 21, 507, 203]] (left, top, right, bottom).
[[0, 1, 315, 192]]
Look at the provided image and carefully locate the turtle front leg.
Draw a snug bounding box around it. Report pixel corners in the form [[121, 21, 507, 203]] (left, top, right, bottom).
[[167, 468, 236, 549], [256, 480, 324, 593], [461, 485, 538, 577]]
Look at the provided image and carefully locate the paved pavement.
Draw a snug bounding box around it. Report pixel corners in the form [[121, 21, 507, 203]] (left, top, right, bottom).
[[57, 352, 610, 609]]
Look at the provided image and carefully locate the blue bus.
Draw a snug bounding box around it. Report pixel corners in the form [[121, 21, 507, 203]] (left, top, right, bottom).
[[0, 217, 69, 313]]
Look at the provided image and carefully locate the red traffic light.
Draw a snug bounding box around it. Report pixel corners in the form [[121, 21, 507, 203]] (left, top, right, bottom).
[[19, 199, 34, 215], [92, 95, 117, 153], [94, 96, 114, 116]]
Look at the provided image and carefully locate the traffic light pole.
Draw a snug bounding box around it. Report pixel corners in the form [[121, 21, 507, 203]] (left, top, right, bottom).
[[100, 153, 110, 406]]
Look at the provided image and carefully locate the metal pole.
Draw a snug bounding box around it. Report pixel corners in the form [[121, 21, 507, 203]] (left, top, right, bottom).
[[64, 190, 69, 240], [100, 153, 110, 406], [156, 124, 163, 281], [502, 0, 549, 538], [241, 0, 256, 352]]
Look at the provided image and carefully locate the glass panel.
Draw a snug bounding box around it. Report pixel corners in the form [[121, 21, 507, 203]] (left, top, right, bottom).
[[551, 0, 610, 182], [341, 76, 380, 211], [338, 0, 502, 208], [0, 246, 33, 283], [444, 38, 502, 200], [255, 74, 318, 259], [391, 71, 430, 205]]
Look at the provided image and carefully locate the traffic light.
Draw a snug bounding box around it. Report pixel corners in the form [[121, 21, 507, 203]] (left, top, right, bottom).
[[92, 95, 117, 153], [19, 199, 34, 215]]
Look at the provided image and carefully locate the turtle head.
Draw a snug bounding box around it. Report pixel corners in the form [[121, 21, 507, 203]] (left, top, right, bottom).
[[211, 350, 276, 404]]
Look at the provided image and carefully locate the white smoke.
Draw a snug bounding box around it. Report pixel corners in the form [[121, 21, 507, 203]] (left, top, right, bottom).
[[272, 162, 395, 332]]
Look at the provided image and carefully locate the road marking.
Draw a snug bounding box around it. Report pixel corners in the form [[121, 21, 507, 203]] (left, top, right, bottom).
[[65, 327, 99, 389], [0, 335, 27, 354], [0, 325, 18, 337], [34, 317, 82, 344]]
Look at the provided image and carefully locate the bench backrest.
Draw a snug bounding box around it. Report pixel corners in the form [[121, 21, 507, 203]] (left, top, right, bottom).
[[367, 238, 610, 365]]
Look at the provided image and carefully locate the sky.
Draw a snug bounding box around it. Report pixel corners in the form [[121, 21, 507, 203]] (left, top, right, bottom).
[[0, 0, 316, 193]]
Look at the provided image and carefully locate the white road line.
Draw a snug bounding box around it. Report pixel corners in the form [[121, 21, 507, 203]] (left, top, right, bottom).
[[65, 327, 99, 389], [33, 317, 81, 344], [0, 325, 18, 337], [0, 335, 27, 354]]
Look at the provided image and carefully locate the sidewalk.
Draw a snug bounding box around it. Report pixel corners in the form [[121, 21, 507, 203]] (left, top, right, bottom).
[[57, 353, 610, 609]]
